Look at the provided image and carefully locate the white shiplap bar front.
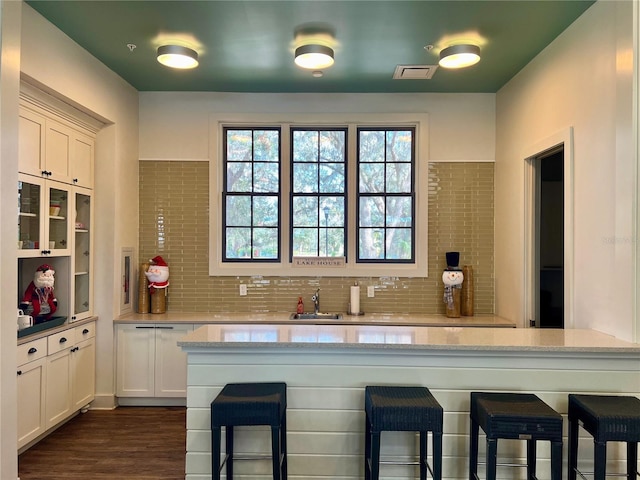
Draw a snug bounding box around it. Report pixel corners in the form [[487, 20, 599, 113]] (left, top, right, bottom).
[[179, 325, 640, 480]]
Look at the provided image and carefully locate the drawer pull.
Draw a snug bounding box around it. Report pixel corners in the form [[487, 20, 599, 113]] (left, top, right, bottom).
[[82, 328, 89, 334], [28, 347, 37, 354], [17, 370, 22, 376], [59, 337, 67, 344], [135, 326, 155, 329], [155, 326, 174, 330]]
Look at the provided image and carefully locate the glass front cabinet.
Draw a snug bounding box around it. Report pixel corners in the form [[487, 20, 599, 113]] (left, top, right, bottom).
[[72, 188, 93, 321], [18, 174, 72, 258]]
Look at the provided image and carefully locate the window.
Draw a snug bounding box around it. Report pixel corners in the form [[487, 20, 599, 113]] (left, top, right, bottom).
[[222, 127, 280, 261], [357, 128, 415, 262], [211, 113, 429, 277], [290, 128, 347, 259]]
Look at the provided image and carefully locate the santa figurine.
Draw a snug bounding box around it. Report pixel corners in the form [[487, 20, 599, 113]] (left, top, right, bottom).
[[20, 264, 57, 322], [145, 256, 169, 295]]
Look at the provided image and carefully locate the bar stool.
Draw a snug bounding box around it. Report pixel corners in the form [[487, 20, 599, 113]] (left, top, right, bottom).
[[469, 392, 563, 480], [568, 394, 640, 480], [211, 382, 287, 480], [364, 385, 443, 480]]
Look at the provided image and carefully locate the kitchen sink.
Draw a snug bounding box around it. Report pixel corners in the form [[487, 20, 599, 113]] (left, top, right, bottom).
[[290, 312, 344, 320]]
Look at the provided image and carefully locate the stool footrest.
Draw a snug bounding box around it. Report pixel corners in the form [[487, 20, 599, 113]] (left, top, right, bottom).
[[574, 468, 639, 479]]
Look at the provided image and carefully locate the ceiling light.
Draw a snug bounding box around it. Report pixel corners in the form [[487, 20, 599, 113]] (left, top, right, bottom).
[[438, 44, 480, 69], [294, 44, 334, 70], [157, 45, 199, 69]]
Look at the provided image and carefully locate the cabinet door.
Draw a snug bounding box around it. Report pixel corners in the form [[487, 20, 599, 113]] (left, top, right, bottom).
[[18, 107, 46, 176], [116, 325, 156, 397], [71, 133, 94, 189], [45, 347, 73, 429], [72, 337, 95, 410], [71, 188, 93, 321], [46, 181, 72, 256], [154, 324, 194, 397], [17, 357, 46, 449], [18, 174, 46, 257], [44, 118, 73, 184]]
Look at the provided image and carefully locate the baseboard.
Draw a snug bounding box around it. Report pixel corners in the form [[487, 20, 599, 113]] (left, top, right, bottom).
[[117, 397, 186, 407]]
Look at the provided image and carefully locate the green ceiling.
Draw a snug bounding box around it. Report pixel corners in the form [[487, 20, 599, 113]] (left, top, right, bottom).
[[26, 0, 595, 93]]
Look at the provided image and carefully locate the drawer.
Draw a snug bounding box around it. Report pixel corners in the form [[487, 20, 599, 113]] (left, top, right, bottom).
[[75, 321, 96, 341], [47, 328, 75, 355], [17, 337, 47, 366]]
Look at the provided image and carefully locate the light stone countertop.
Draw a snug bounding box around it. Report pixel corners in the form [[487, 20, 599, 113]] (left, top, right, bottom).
[[115, 311, 516, 327], [178, 324, 640, 353]]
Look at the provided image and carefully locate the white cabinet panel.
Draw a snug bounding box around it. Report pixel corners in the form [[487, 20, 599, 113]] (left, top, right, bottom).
[[44, 119, 73, 184], [72, 337, 95, 410], [45, 347, 73, 428], [116, 325, 155, 397], [116, 323, 194, 399], [155, 324, 194, 397], [17, 357, 46, 449], [18, 107, 45, 175]]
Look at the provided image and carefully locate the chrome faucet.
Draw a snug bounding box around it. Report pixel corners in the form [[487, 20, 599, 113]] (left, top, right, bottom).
[[311, 289, 320, 314]]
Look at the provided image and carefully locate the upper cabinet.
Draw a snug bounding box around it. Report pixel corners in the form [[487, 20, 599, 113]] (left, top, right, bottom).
[[19, 88, 98, 189], [18, 173, 72, 257]]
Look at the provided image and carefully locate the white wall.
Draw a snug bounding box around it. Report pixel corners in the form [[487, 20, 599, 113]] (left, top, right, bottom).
[[18, 4, 139, 409], [139, 92, 496, 162], [495, 1, 636, 340], [0, 2, 22, 477]]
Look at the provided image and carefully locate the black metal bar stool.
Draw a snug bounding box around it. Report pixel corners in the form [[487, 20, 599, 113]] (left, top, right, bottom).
[[568, 394, 640, 480], [364, 385, 443, 480], [211, 382, 287, 480], [469, 392, 563, 480]]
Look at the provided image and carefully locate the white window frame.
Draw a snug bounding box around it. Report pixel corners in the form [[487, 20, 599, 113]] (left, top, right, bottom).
[[209, 113, 429, 277]]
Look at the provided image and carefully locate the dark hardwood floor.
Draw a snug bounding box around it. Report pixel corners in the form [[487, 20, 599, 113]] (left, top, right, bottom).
[[18, 407, 186, 480]]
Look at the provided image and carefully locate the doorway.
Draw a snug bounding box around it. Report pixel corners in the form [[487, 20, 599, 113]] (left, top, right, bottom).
[[536, 148, 564, 328], [524, 127, 573, 330]]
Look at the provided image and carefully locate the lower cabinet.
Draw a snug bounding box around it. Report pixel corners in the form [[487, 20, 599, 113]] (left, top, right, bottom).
[[17, 321, 96, 450], [116, 323, 194, 399], [17, 338, 47, 448]]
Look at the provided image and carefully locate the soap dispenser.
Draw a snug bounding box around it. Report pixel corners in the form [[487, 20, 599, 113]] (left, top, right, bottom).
[[296, 296, 304, 314]]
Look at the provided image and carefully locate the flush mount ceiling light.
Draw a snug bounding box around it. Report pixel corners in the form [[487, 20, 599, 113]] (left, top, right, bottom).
[[438, 44, 481, 69], [294, 44, 334, 70], [157, 45, 199, 69]]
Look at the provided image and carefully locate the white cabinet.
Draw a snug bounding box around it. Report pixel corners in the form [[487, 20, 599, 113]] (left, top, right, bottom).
[[44, 323, 96, 429], [45, 329, 74, 428], [18, 174, 72, 257], [71, 188, 93, 321], [19, 103, 95, 188], [116, 323, 194, 399], [16, 321, 97, 445], [17, 338, 47, 449], [72, 324, 96, 409], [70, 132, 94, 189]]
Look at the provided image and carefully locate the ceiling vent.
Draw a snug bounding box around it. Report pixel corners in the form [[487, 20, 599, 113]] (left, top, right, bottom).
[[393, 65, 438, 80]]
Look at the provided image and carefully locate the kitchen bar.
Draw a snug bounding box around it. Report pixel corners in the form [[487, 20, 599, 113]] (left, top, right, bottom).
[[179, 324, 640, 480]]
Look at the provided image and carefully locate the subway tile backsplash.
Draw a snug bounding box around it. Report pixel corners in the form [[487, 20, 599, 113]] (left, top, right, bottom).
[[139, 161, 494, 314]]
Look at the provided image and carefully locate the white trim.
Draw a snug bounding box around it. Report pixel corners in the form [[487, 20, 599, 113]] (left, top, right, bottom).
[[208, 113, 430, 277], [139, 158, 209, 162], [523, 127, 574, 329], [633, 0, 639, 343], [428, 158, 495, 163]]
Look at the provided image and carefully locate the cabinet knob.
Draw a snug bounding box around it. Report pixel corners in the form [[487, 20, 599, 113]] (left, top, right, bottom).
[[59, 337, 67, 344], [73, 178, 78, 183], [83, 328, 89, 334], [28, 347, 37, 354], [17, 370, 22, 376]]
